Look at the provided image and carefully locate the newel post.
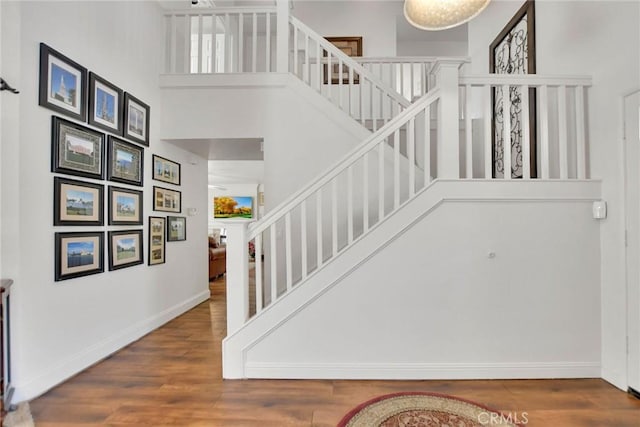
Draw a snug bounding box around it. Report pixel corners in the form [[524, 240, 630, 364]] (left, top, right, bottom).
[[276, 0, 290, 73], [433, 60, 461, 179], [223, 220, 251, 335]]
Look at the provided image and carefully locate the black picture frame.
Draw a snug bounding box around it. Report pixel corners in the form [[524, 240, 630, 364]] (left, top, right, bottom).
[[107, 136, 144, 186], [55, 231, 104, 281], [51, 116, 105, 180], [108, 186, 143, 225], [108, 229, 144, 271], [153, 186, 181, 213], [88, 72, 124, 135], [39, 43, 87, 122], [123, 92, 150, 147], [489, 0, 537, 179], [152, 154, 181, 186], [167, 216, 186, 242], [54, 176, 104, 226], [148, 216, 166, 266]]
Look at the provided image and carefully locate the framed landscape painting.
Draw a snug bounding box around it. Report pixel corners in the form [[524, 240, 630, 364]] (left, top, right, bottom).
[[152, 154, 180, 185], [167, 216, 186, 242], [52, 116, 105, 179], [88, 72, 123, 135], [153, 186, 181, 213], [108, 186, 143, 225], [213, 196, 253, 219], [39, 43, 87, 121], [54, 176, 104, 226], [55, 231, 104, 281], [108, 229, 143, 271], [148, 216, 166, 266], [123, 92, 150, 146], [107, 136, 144, 186]]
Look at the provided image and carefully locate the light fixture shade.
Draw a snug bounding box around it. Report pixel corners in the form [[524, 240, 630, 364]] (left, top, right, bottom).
[[404, 0, 491, 31]]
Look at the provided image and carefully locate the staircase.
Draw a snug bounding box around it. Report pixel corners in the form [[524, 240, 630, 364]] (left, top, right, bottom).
[[162, 5, 598, 380]]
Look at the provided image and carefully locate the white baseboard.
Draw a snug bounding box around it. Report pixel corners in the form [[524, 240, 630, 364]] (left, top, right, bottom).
[[13, 290, 210, 402], [601, 367, 628, 391], [245, 361, 601, 380]]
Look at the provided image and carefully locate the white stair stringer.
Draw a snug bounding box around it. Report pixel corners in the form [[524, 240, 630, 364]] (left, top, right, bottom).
[[222, 179, 602, 379]]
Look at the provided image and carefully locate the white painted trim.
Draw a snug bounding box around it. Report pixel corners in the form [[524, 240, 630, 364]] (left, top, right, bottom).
[[460, 75, 592, 87], [159, 73, 290, 89], [13, 290, 210, 401], [245, 361, 601, 380]]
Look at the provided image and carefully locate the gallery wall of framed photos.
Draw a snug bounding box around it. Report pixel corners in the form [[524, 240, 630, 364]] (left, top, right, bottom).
[[41, 42, 187, 281]]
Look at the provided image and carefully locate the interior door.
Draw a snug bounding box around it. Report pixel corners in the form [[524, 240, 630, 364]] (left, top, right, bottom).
[[625, 89, 640, 393]]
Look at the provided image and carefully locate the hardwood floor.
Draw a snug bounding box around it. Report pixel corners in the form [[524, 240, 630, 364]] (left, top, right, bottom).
[[29, 276, 640, 426]]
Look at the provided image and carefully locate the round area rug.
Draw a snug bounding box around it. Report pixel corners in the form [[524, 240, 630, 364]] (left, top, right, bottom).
[[337, 392, 523, 427]]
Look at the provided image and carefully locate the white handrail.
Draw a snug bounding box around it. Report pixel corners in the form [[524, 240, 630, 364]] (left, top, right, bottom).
[[163, 6, 276, 16], [248, 88, 441, 238], [289, 15, 410, 129]]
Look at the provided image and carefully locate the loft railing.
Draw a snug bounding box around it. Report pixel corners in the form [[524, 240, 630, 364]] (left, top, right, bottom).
[[163, 7, 278, 74], [458, 75, 592, 180]]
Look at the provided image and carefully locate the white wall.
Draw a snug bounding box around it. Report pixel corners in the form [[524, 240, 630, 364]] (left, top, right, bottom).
[[292, 1, 400, 57], [228, 183, 602, 379], [468, 0, 640, 389], [160, 76, 369, 211], [1, 1, 209, 401], [397, 40, 468, 57]]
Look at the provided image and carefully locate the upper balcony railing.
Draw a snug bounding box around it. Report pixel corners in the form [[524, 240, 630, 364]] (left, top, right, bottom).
[[163, 6, 278, 74]]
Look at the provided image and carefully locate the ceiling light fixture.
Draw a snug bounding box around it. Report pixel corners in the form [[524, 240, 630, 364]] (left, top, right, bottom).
[[404, 0, 491, 31]]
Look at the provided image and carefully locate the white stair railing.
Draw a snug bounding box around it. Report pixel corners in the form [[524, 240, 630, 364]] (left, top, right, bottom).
[[358, 57, 468, 102], [289, 16, 411, 132], [163, 7, 277, 74], [225, 88, 442, 333], [459, 75, 592, 180]]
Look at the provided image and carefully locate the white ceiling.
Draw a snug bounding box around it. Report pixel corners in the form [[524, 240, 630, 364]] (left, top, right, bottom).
[[396, 15, 468, 42], [166, 138, 264, 160], [208, 160, 264, 185], [165, 138, 264, 185]]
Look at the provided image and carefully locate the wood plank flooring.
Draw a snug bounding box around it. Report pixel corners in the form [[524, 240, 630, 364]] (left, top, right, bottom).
[[28, 276, 640, 426]]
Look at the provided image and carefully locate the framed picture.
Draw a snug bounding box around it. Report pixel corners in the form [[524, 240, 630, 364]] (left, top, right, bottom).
[[167, 216, 186, 242], [123, 92, 150, 146], [52, 116, 105, 179], [39, 43, 87, 121], [108, 229, 143, 271], [152, 154, 181, 185], [108, 186, 143, 225], [323, 36, 362, 85], [153, 186, 181, 213], [88, 72, 124, 135], [54, 176, 104, 226], [213, 196, 253, 219], [55, 231, 104, 281], [489, 0, 537, 179], [148, 216, 166, 266], [107, 136, 144, 186]]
